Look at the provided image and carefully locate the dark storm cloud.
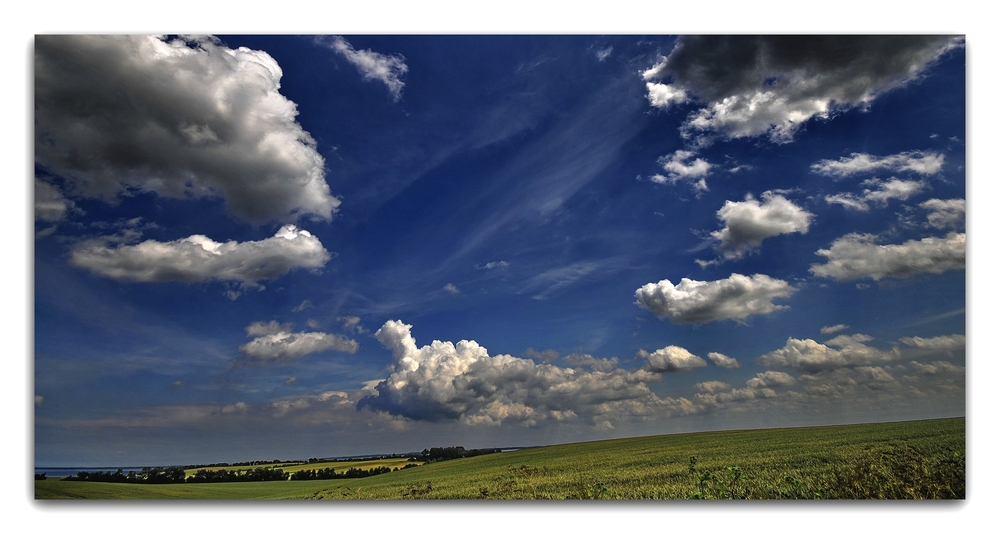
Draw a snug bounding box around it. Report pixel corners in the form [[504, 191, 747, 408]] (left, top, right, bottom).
[[643, 35, 962, 143], [34, 35, 340, 223]]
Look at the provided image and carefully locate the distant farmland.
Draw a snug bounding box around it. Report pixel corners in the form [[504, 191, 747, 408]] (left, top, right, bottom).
[[35, 417, 964, 500]]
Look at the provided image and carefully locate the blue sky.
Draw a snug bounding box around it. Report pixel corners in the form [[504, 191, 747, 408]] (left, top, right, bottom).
[[33, 34, 967, 467]]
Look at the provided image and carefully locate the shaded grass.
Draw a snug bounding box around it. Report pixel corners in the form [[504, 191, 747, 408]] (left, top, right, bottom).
[[35, 417, 964, 500]]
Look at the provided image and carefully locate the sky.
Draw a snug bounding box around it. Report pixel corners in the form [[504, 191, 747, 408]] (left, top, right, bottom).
[[32, 34, 968, 467]]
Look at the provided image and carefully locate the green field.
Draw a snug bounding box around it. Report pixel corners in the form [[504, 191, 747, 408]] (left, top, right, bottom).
[[35, 417, 964, 500]]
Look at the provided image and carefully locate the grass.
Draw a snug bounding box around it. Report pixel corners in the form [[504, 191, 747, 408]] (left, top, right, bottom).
[[35, 417, 964, 500]]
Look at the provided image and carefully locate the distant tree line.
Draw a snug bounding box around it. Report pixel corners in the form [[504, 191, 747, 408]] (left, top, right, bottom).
[[61, 465, 417, 484], [411, 446, 500, 463], [64, 467, 186, 484], [186, 467, 289, 483]]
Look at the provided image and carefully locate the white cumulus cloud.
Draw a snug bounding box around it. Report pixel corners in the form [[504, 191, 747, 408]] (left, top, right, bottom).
[[645, 82, 688, 109], [757, 334, 900, 373], [650, 150, 712, 191], [70, 225, 330, 294], [640, 346, 708, 373], [821, 324, 850, 335], [642, 36, 961, 144], [319, 36, 408, 102], [34, 35, 340, 223], [359, 320, 675, 426], [705, 192, 812, 261], [635, 273, 796, 324], [239, 321, 358, 365], [745, 371, 796, 388], [707, 352, 740, 369], [810, 232, 965, 281]]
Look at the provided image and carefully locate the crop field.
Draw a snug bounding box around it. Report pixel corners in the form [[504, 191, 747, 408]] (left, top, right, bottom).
[[35, 417, 964, 500]]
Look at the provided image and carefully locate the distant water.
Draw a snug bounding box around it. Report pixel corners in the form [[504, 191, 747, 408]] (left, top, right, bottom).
[[35, 467, 154, 478]]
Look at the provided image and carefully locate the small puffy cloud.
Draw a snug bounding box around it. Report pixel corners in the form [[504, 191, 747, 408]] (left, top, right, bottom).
[[707, 352, 740, 369], [645, 82, 688, 109], [811, 151, 945, 178], [825, 178, 926, 211], [338, 316, 368, 334], [291, 300, 314, 312], [757, 335, 899, 373], [35, 179, 77, 222], [443, 283, 460, 294], [746, 371, 796, 388], [705, 192, 812, 261], [821, 324, 849, 335], [651, 150, 712, 191], [70, 225, 330, 294], [636, 273, 796, 324], [921, 198, 965, 229], [319, 36, 408, 102], [640, 346, 708, 373], [34, 35, 339, 223], [359, 321, 673, 426], [642, 36, 961, 144], [239, 321, 358, 365], [284, 376, 298, 386], [810, 232, 965, 281], [595, 46, 613, 62]]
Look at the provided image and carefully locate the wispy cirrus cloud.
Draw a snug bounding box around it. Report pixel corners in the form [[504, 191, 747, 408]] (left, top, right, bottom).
[[825, 178, 927, 211], [318, 36, 408, 102], [811, 151, 945, 178]]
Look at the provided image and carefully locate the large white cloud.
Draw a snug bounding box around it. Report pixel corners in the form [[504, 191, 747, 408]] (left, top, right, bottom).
[[706, 192, 812, 261], [318, 36, 408, 102], [642, 36, 961, 144], [811, 151, 945, 178], [34, 35, 339, 223], [809, 232, 965, 281], [640, 346, 707, 373], [635, 273, 796, 324], [358, 321, 678, 426], [757, 334, 900, 373], [70, 225, 330, 293], [238, 321, 358, 365]]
